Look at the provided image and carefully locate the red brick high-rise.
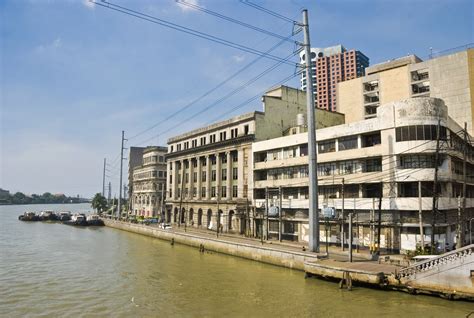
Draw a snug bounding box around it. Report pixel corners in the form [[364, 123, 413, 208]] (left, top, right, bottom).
[[300, 45, 369, 112]]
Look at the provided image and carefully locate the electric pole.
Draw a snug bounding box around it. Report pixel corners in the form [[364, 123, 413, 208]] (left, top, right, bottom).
[[302, 9, 319, 253], [418, 181, 425, 252], [431, 120, 441, 253], [341, 178, 344, 251], [117, 130, 126, 219], [459, 122, 467, 248], [102, 158, 106, 197], [377, 182, 383, 255], [178, 161, 185, 228], [108, 182, 111, 204]]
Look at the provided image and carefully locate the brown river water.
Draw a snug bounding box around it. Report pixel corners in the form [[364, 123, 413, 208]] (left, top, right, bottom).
[[1, 203, 472, 317]]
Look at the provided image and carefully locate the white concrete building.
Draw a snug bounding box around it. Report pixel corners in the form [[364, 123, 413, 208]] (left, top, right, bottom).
[[165, 86, 344, 233], [252, 97, 474, 253], [131, 146, 167, 217]]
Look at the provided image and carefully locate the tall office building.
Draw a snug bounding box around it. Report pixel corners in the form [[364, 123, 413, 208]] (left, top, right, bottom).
[[300, 44, 369, 112]]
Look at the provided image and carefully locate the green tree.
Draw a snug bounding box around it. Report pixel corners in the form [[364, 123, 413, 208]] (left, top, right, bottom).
[[91, 193, 108, 214]]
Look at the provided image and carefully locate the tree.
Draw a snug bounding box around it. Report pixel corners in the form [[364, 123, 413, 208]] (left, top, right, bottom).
[[91, 193, 107, 214]]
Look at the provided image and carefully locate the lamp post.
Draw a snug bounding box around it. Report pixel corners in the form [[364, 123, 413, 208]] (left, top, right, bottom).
[[470, 217, 474, 245]]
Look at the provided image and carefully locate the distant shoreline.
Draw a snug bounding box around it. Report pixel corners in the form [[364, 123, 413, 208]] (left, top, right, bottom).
[[0, 202, 91, 206]]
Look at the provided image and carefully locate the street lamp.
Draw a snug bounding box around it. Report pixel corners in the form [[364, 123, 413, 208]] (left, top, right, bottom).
[[470, 217, 474, 245]]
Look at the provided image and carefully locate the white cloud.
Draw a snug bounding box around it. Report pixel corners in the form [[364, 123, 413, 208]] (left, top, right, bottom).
[[176, 0, 201, 12], [231, 55, 245, 63], [83, 0, 95, 10], [34, 37, 62, 53]]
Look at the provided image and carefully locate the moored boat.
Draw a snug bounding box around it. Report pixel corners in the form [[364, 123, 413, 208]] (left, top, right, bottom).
[[64, 213, 88, 226], [18, 212, 39, 221], [86, 214, 104, 226], [39, 210, 58, 221], [58, 211, 72, 221]]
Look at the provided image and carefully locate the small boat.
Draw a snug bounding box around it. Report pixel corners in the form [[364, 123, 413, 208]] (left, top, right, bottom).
[[58, 211, 72, 221], [64, 213, 88, 226], [39, 210, 58, 221], [18, 212, 39, 221], [86, 214, 104, 226]]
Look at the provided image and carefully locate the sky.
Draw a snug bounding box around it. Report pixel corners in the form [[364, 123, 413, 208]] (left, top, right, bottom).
[[1, 0, 473, 198]]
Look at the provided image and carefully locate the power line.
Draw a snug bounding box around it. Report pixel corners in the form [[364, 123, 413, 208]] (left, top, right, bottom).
[[133, 49, 301, 146], [128, 35, 295, 141], [175, 0, 300, 44], [92, 0, 297, 66], [239, 0, 297, 24]]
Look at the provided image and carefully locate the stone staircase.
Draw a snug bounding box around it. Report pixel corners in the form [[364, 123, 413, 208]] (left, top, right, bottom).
[[394, 244, 474, 299]]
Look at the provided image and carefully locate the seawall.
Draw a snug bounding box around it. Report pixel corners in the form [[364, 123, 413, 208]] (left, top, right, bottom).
[[103, 219, 320, 271]]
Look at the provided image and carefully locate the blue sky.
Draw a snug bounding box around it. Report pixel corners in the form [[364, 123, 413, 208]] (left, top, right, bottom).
[[1, 0, 472, 197]]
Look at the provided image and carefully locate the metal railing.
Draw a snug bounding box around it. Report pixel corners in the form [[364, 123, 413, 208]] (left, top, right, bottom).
[[397, 244, 473, 279]]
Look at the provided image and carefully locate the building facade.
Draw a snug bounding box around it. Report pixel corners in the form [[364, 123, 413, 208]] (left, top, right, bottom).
[[165, 86, 344, 233], [252, 97, 473, 252], [131, 146, 167, 217], [300, 44, 369, 111], [337, 48, 474, 133], [128, 146, 145, 211]]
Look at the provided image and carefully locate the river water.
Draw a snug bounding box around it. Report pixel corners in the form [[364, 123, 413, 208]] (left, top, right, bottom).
[[0, 204, 472, 317]]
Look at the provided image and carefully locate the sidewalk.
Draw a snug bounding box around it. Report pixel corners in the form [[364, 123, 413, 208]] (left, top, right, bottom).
[[148, 223, 373, 262]]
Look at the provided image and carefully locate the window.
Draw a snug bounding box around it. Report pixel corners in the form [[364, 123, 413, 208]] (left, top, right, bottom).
[[244, 125, 249, 135], [363, 183, 382, 198], [220, 131, 227, 141], [339, 160, 358, 175], [338, 136, 357, 151], [395, 125, 447, 142], [193, 187, 197, 197], [221, 186, 227, 198], [232, 185, 238, 198], [211, 170, 216, 181], [233, 167, 238, 180], [300, 144, 308, 156], [193, 172, 197, 183], [232, 153, 238, 162], [211, 187, 216, 197], [363, 158, 382, 172], [361, 132, 381, 147], [200, 136, 206, 145], [318, 163, 336, 176], [210, 134, 216, 143], [201, 187, 206, 197], [211, 157, 216, 165], [201, 171, 206, 182], [284, 222, 297, 234], [222, 169, 227, 181], [399, 155, 436, 169], [222, 156, 227, 164], [318, 140, 336, 154]]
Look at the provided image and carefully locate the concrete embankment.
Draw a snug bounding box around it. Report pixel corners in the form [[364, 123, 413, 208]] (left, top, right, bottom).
[[103, 219, 320, 271]]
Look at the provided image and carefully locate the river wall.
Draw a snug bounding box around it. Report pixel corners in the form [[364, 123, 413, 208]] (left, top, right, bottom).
[[103, 219, 319, 271]]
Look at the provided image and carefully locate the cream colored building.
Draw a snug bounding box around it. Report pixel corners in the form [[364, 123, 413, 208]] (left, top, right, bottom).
[[252, 97, 474, 252], [131, 146, 167, 217], [337, 48, 474, 134], [165, 86, 344, 233]]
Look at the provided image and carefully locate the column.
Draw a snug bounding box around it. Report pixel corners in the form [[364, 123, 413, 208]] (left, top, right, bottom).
[[188, 158, 194, 200], [206, 155, 211, 199], [238, 149, 245, 199], [216, 152, 221, 199], [197, 157, 202, 200], [173, 161, 179, 200], [226, 151, 232, 200]]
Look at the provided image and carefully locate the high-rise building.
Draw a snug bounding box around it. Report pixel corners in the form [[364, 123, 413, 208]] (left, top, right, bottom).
[[337, 47, 474, 133], [300, 44, 369, 112]]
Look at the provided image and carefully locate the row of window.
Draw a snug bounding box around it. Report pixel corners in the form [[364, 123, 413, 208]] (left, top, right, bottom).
[[134, 170, 167, 180], [170, 125, 250, 152], [176, 185, 239, 199], [395, 125, 447, 142], [143, 155, 165, 165], [172, 167, 239, 184], [170, 154, 238, 170]]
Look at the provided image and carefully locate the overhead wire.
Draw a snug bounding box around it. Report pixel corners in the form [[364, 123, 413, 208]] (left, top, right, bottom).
[[239, 0, 298, 24], [92, 0, 297, 66]]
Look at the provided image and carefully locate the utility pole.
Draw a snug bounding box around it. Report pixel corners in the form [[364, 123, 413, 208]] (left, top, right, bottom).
[[178, 161, 185, 228], [108, 182, 111, 204], [418, 181, 425, 252], [377, 182, 383, 255], [245, 198, 250, 237], [341, 178, 345, 251], [216, 187, 220, 237], [102, 158, 106, 197], [371, 197, 375, 254], [117, 130, 126, 219], [265, 187, 269, 240], [279, 186, 283, 242], [431, 120, 441, 253], [349, 212, 353, 263], [459, 122, 467, 248], [302, 9, 319, 253]]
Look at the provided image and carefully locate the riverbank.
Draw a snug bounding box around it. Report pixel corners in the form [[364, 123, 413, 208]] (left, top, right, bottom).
[[103, 219, 474, 301]]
